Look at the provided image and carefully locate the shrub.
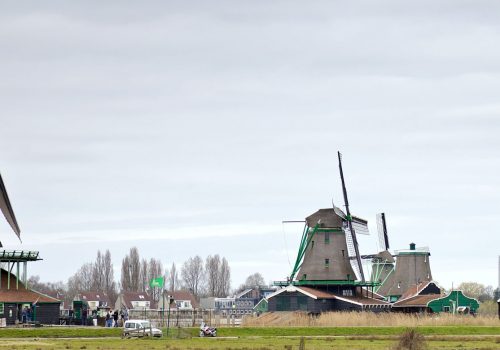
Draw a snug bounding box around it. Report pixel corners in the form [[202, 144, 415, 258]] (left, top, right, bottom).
[[394, 328, 426, 350]]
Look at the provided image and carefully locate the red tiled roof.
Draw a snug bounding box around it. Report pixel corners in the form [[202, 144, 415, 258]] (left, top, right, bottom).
[[399, 281, 432, 300], [0, 269, 59, 303], [298, 286, 337, 299], [295, 287, 389, 306], [118, 291, 154, 309], [393, 294, 441, 307]]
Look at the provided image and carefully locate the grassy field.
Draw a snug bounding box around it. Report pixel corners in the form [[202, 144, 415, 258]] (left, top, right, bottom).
[[0, 325, 500, 349]]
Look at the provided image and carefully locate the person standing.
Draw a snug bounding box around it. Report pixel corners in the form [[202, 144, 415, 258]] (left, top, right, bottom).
[[113, 310, 118, 327], [22, 306, 27, 324], [105, 310, 111, 327]]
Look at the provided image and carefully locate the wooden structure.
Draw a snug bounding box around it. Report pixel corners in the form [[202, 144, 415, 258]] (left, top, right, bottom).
[[377, 243, 433, 301], [0, 172, 61, 325], [0, 268, 60, 325], [427, 290, 479, 314], [267, 285, 389, 312], [271, 153, 388, 312]]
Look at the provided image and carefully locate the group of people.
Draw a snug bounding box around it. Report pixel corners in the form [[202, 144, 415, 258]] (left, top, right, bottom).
[[104, 309, 128, 327], [21, 306, 33, 323]]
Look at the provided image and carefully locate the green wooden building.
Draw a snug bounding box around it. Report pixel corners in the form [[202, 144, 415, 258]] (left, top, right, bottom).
[[427, 290, 479, 314]]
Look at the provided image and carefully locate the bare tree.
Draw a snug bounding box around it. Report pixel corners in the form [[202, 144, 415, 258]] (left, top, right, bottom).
[[92, 250, 105, 291], [237, 272, 265, 293], [181, 255, 205, 298], [168, 262, 180, 292], [205, 255, 231, 297], [205, 255, 220, 297], [139, 258, 148, 292], [121, 247, 141, 292], [103, 250, 117, 304], [120, 255, 131, 291], [28, 275, 65, 294], [218, 257, 231, 297], [67, 262, 94, 298], [148, 258, 163, 302]]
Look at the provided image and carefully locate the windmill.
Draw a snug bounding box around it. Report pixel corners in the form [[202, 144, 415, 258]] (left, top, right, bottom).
[[370, 213, 396, 294], [0, 172, 21, 246], [382, 242, 433, 299], [288, 152, 370, 284]]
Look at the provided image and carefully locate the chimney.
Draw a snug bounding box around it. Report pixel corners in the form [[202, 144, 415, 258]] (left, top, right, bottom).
[[409, 243, 416, 251]]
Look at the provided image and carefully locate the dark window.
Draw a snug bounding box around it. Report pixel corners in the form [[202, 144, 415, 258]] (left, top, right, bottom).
[[341, 250, 345, 257], [325, 258, 330, 267], [325, 232, 330, 244], [297, 296, 308, 311], [302, 274, 307, 280], [311, 241, 314, 248]]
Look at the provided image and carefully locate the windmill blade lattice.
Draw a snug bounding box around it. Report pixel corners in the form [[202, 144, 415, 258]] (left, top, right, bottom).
[[376, 213, 389, 251], [351, 216, 370, 235], [344, 226, 363, 280]]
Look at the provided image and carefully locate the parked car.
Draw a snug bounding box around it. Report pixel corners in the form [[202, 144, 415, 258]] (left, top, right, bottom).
[[122, 319, 163, 338]]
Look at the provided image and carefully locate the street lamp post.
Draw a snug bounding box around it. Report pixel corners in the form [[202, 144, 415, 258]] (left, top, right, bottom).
[[167, 295, 173, 337]]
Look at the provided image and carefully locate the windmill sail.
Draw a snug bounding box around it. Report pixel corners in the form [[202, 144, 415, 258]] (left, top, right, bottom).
[[344, 226, 362, 280], [376, 213, 389, 251], [0, 173, 21, 241], [351, 216, 370, 235], [338, 152, 365, 282]]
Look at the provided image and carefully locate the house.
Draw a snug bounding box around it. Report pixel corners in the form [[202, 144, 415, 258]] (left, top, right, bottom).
[[158, 290, 198, 310], [267, 285, 390, 313], [392, 281, 479, 314], [253, 298, 268, 314], [0, 268, 60, 325], [391, 281, 442, 313], [75, 291, 111, 311], [427, 290, 479, 315], [378, 244, 433, 302], [115, 291, 153, 311]]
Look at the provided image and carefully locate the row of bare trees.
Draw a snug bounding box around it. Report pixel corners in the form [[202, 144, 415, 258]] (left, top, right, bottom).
[[66, 250, 117, 303], [30, 248, 233, 308], [181, 254, 231, 298]]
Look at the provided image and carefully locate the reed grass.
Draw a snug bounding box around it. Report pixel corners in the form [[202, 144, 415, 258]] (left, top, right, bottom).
[[242, 311, 500, 327]]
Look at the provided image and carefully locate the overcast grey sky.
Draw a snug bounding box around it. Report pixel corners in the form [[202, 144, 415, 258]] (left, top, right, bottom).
[[1, 1, 499, 290]]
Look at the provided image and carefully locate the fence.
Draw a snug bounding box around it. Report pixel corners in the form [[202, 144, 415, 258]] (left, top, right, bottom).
[[127, 309, 243, 328]]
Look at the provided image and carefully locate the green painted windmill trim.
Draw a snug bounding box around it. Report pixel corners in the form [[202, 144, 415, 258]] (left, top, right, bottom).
[[289, 224, 316, 281], [372, 260, 383, 284], [374, 263, 394, 293], [288, 225, 344, 281], [292, 279, 380, 287]]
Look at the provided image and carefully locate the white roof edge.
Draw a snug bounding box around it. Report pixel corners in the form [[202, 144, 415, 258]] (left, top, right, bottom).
[[266, 285, 318, 300], [332, 295, 363, 306], [395, 280, 441, 304]]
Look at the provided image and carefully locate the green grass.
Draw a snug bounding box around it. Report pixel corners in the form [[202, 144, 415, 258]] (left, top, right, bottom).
[[180, 326, 500, 337], [0, 335, 499, 349], [1, 325, 499, 339], [0, 326, 499, 350], [0, 327, 122, 338]]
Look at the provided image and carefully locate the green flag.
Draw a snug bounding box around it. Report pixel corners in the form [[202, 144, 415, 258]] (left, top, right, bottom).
[[149, 277, 164, 288]]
